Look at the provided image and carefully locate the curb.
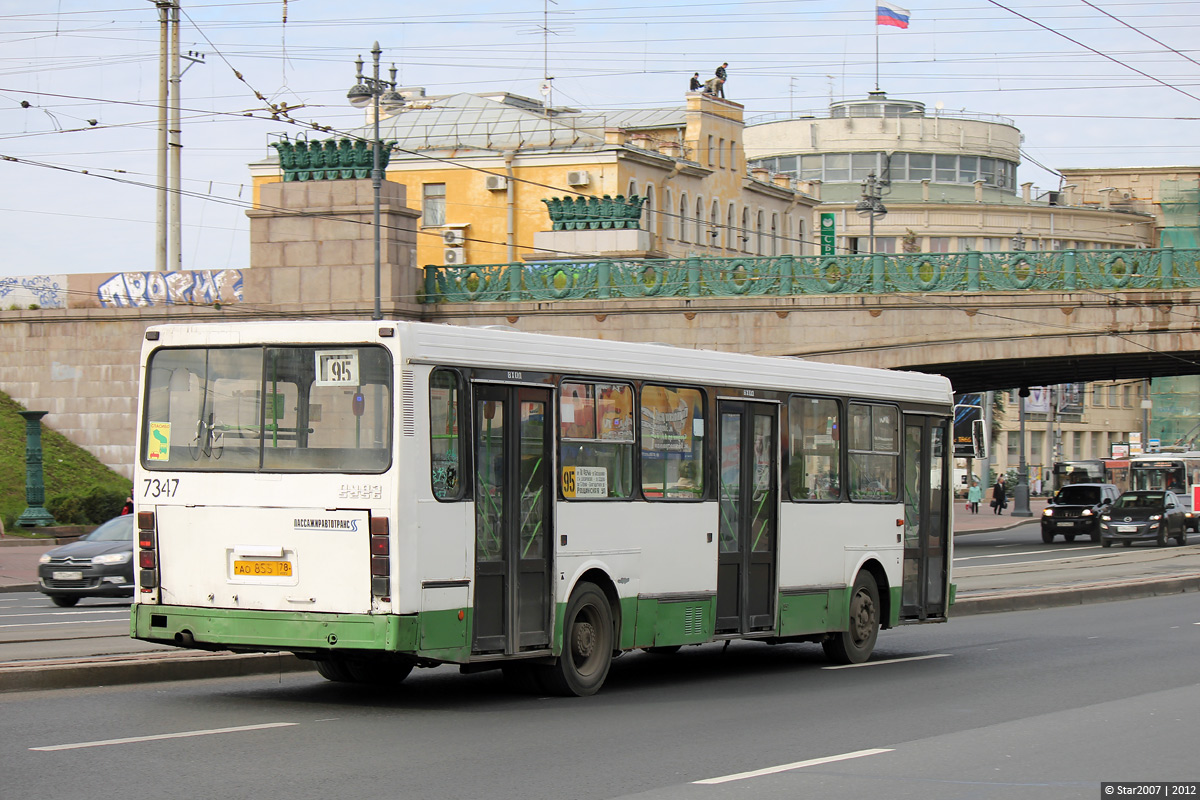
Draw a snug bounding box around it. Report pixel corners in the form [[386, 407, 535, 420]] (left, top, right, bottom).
[[0, 651, 314, 693], [952, 574, 1200, 616], [0, 584, 38, 594]]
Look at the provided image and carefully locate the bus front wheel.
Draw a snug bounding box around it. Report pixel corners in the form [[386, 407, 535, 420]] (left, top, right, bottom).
[[822, 571, 880, 665], [539, 582, 614, 696]]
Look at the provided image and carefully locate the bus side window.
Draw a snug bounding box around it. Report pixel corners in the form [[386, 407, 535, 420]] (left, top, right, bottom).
[[788, 395, 841, 501], [430, 368, 464, 501]]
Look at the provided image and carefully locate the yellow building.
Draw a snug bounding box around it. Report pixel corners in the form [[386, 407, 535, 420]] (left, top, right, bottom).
[[251, 89, 818, 268]]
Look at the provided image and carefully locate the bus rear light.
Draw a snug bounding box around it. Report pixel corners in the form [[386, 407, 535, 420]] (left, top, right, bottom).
[[370, 537, 389, 556], [139, 551, 157, 570], [137, 511, 156, 531], [370, 556, 389, 576], [140, 570, 158, 589], [139, 532, 156, 550], [369, 516, 389, 536]]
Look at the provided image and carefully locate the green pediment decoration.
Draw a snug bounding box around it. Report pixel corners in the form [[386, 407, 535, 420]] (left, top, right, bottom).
[[270, 137, 396, 182], [543, 195, 646, 230]]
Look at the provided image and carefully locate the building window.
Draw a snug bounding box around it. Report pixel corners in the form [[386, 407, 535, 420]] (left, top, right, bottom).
[[1093, 384, 1103, 407], [729, 140, 737, 172], [718, 138, 725, 168], [645, 184, 656, 235], [727, 203, 736, 250], [874, 237, 896, 253], [1092, 431, 1103, 458], [710, 200, 720, 248], [1109, 384, 1119, 406], [928, 237, 951, 253], [707, 135, 714, 167], [422, 183, 446, 227], [1007, 431, 1019, 458], [1072, 431, 1083, 459], [1123, 385, 1132, 407], [741, 207, 750, 252], [663, 189, 673, 239], [1031, 434, 1042, 460], [770, 213, 779, 256], [756, 210, 765, 255], [679, 193, 689, 243], [982, 238, 1003, 251], [958, 237, 976, 251], [696, 196, 705, 248]]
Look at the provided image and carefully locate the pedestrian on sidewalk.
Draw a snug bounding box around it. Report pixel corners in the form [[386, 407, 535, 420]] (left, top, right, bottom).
[[967, 479, 982, 514], [991, 475, 1007, 515]]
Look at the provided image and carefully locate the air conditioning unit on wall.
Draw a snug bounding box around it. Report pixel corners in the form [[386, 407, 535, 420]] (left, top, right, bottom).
[[443, 247, 465, 265], [485, 175, 508, 191], [567, 170, 590, 187], [442, 228, 466, 246]]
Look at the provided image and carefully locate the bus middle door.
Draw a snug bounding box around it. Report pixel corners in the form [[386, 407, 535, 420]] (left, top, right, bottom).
[[716, 400, 778, 634], [471, 384, 553, 655]]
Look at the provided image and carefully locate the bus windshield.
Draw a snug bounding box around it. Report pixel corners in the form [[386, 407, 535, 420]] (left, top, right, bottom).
[[141, 345, 392, 472], [1130, 462, 1185, 493]]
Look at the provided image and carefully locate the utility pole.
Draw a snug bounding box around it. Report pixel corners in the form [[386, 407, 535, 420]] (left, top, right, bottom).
[[153, 1, 170, 272], [169, 0, 181, 270]]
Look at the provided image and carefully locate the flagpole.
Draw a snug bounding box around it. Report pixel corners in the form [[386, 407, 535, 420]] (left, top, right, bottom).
[[874, 4, 880, 90]]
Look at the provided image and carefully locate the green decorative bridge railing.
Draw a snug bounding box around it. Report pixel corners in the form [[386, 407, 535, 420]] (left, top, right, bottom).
[[271, 137, 395, 182], [422, 248, 1200, 303], [542, 195, 646, 230]]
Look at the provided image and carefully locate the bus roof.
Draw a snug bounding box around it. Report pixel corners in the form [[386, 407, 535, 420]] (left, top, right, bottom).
[[143, 320, 954, 407]]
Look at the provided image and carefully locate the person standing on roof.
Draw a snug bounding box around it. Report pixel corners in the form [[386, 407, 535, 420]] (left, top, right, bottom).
[[714, 63, 728, 98], [689, 73, 702, 91]]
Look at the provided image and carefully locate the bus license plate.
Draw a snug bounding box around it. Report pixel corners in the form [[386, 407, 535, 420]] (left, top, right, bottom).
[[52, 571, 83, 581], [233, 560, 293, 577]]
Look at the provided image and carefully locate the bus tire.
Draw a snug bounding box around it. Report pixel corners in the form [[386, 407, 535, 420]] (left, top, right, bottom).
[[315, 658, 355, 683], [538, 582, 614, 696], [822, 571, 879, 665]]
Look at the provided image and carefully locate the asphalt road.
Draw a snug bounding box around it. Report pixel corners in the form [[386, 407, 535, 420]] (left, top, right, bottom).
[[955, 517, 1199, 568], [0, 594, 171, 662], [3, 593, 1198, 800]]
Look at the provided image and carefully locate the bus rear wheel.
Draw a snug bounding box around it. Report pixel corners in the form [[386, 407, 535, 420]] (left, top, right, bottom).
[[316, 657, 413, 685], [822, 571, 880, 665], [538, 582, 614, 696]]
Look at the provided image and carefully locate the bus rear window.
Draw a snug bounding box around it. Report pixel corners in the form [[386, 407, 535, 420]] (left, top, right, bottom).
[[142, 345, 392, 473]]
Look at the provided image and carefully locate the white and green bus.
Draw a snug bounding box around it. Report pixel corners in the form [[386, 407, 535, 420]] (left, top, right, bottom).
[[131, 320, 954, 695]]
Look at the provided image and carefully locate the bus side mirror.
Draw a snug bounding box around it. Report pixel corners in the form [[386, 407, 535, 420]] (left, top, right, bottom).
[[971, 419, 987, 460]]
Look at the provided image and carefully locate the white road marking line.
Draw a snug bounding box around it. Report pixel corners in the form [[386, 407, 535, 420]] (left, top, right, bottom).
[[822, 653, 952, 670], [30, 722, 298, 752], [6, 608, 130, 616], [954, 546, 1103, 561], [694, 748, 894, 785], [0, 619, 127, 630]]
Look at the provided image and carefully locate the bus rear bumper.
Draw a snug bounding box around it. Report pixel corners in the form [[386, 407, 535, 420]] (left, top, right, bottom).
[[131, 604, 413, 655]]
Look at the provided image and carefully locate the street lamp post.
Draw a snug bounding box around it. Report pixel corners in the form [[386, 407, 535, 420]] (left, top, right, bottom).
[[347, 43, 404, 321], [855, 173, 887, 254], [1011, 229, 1026, 252], [1012, 387, 1033, 517]]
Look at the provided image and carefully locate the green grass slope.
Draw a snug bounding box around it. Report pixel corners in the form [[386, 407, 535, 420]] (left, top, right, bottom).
[[0, 391, 131, 529]]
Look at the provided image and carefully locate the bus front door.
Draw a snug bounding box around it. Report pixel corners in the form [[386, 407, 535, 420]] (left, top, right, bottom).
[[472, 385, 553, 654], [901, 414, 950, 620], [716, 401, 778, 634]]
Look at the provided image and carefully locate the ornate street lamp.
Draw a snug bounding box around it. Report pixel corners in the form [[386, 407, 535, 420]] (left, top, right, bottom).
[[855, 172, 887, 254], [1010, 229, 1026, 252], [347, 43, 404, 321]]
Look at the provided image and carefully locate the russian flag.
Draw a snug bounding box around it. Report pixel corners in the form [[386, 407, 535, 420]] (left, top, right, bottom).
[[876, 2, 910, 28]]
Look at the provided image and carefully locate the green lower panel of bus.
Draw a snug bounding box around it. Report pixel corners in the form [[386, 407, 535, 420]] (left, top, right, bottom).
[[131, 604, 472, 661]]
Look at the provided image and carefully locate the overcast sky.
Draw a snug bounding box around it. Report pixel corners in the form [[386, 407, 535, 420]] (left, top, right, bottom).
[[1, 0, 1197, 281]]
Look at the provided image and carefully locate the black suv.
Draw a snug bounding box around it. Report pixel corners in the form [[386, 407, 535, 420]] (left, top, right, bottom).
[[1041, 483, 1120, 543]]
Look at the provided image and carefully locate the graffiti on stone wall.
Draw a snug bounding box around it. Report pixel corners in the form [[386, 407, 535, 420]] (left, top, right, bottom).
[[97, 269, 244, 308], [0, 275, 67, 309]]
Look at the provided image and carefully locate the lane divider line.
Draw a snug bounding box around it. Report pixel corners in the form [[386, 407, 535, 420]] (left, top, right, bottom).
[[822, 653, 951, 670], [693, 748, 894, 785], [30, 722, 298, 751]]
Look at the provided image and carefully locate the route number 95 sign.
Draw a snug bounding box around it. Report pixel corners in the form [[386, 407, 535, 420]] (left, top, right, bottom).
[[314, 350, 359, 386]]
